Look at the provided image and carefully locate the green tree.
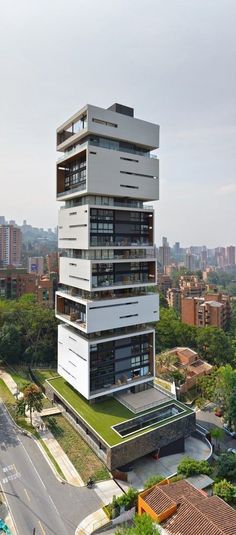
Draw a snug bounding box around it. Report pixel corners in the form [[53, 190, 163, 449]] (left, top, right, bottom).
[[16, 397, 26, 418], [144, 475, 164, 489], [177, 457, 212, 477], [22, 383, 43, 425], [216, 453, 236, 481], [155, 307, 197, 352], [115, 514, 160, 535], [0, 323, 22, 364], [213, 479, 235, 503], [210, 427, 224, 453], [196, 327, 233, 365]]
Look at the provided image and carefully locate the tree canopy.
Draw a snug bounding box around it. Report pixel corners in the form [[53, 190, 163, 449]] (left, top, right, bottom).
[[115, 514, 160, 535], [0, 296, 57, 366]]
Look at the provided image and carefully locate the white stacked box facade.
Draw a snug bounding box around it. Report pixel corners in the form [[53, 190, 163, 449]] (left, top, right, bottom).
[[56, 103, 159, 400]]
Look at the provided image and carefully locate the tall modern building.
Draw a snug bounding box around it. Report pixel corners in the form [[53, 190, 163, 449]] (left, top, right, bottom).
[[226, 246, 235, 266], [55, 103, 159, 401], [0, 224, 22, 267]]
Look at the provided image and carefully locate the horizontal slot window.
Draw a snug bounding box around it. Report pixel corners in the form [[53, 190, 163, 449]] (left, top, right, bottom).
[[69, 224, 87, 228], [92, 118, 117, 128], [120, 171, 157, 179], [68, 360, 77, 367], [58, 364, 76, 380], [69, 275, 89, 281], [119, 314, 139, 319], [69, 348, 87, 361], [90, 301, 138, 310], [120, 156, 139, 162], [120, 184, 139, 190], [69, 212, 77, 215]]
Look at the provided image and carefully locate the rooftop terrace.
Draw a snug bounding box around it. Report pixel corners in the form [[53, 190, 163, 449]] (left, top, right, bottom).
[[46, 376, 193, 447]]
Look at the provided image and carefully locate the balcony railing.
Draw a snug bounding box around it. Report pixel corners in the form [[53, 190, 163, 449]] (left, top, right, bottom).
[[90, 371, 152, 396], [92, 278, 155, 289], [57, 181, 86, 197], [56, 311, 86, 330]]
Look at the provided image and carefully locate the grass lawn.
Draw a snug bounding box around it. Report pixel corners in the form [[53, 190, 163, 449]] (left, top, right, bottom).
[[43, 414, 110, 482], [47, 376, 193, 447], [3, 366, 31, 390], [33, 369, 59, 386]]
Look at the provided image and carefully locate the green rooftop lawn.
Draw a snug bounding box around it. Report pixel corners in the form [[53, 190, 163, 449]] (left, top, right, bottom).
[[47, 376, 193, 447]]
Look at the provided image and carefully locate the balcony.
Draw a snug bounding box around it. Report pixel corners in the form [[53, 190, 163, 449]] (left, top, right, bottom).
[[57, 148, 87, 200], [90, 370, 153, 397], [56, 295, 86, 331]]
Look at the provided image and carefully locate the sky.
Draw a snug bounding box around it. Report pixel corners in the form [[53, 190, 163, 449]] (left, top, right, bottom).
[[0, 0, 236, 248]]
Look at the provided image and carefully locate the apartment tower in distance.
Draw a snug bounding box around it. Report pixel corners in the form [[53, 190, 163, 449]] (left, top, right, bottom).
[[55, 103, 159, 400], [47, 103, 195, 471], [0, 224, 22, 267]]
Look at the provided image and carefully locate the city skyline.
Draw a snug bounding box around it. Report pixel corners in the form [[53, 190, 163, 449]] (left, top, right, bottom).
[[1, 0, 236, 246]]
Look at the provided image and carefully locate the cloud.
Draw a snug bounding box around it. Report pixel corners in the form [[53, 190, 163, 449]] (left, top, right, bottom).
[[217, 184, 236, 195]]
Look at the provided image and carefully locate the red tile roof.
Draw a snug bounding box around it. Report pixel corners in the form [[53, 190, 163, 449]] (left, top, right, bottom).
[[142, 480, 236, 535]]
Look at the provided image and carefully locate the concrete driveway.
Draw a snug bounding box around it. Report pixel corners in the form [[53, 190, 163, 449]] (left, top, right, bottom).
[[124, 435, 211, 490]]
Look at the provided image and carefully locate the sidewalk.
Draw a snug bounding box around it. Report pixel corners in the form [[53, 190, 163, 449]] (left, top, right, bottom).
[[0, 369, 23, 399], [75, 508, 109, 535], [0, 368, 83, 486], [76, 481, 125, 535]]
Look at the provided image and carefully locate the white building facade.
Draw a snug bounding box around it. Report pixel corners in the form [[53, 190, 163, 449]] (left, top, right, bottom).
[[56, 103, 159, 400]]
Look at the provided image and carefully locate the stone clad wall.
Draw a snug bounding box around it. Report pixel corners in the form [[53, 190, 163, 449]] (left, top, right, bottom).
[[45, 382, 196, 471], [108, 412, 196, 470]]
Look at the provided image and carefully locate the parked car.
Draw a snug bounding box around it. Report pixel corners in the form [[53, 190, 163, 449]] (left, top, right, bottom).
[[223, 424, 236, 438], [227, 448, 236, 454], [215, 408, 223, 417]]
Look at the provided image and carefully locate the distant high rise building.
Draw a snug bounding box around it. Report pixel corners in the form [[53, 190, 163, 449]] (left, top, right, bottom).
[[159, 237, 171, 269], [185, 253, 196, 271], [226, 246, 235, 266], [173, 241, 180, 259], [0, 224, 22, 266], [0, 216, 5, 225]]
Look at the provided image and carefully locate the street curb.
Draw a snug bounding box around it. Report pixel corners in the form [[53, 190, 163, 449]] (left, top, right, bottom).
[[1, 400, 70, 486]]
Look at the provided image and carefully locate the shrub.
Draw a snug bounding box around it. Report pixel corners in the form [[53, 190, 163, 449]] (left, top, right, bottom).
[[144, 475, 164, 489], [213, 479, 235, 503], [116, 487, 138, 511], [177, 457, 212, 477]]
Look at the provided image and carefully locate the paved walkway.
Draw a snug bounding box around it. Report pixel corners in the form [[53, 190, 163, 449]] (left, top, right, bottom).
[[94, 480, 123, 504], [0, 370, 23, 399], [76, 508, 109, 535], [0, 368, 83, 486], [75, 480, 125, 535]]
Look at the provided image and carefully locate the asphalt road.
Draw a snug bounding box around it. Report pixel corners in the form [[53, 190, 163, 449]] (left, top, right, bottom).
[[0, 403, 101, 535], [196, 402, 236, 450]]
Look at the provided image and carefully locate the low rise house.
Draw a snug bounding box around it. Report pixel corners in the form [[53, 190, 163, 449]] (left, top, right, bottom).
[[156, 347, 212, 394], [138, 479, 236, 535]]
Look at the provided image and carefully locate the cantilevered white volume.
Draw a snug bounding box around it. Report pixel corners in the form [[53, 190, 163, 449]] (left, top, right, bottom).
[[56, 103, 159, 400]]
